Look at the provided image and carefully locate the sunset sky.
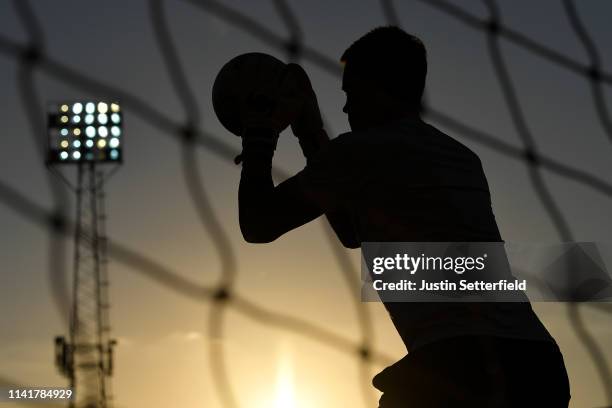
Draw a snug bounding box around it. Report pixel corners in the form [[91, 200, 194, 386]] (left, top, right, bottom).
[[1, 1, 612, 407]]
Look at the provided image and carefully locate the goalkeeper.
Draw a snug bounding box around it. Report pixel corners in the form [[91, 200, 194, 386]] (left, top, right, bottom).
[[237, 26, 570, 407]]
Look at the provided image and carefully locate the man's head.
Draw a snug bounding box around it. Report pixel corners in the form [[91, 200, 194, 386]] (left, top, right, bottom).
[[340, 26, 427, 131]]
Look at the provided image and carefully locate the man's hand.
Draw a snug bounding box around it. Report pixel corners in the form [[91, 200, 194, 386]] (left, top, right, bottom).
[[285, 63, 331, 161], [235, 64, 305, 164], [241, 64, 304, 136]]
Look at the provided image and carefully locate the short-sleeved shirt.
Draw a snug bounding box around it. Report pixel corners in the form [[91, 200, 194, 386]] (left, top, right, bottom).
[[296, 117, 554, 351]]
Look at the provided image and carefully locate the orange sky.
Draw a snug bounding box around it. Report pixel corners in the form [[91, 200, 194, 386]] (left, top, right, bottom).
[[1, 1, 612, 407]]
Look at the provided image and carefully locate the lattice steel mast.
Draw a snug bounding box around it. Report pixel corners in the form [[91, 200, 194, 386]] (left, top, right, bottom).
[[48, 101, 123, 408]]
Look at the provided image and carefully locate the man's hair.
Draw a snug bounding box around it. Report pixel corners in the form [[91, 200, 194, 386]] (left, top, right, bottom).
[[340, 26, 427, 110]]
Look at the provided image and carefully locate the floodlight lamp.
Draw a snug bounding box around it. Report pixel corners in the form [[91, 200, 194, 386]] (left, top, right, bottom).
[[47, 101, 123, 164]]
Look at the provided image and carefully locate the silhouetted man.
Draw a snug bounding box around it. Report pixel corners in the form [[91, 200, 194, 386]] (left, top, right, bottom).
[[237, 26, 570, 407]]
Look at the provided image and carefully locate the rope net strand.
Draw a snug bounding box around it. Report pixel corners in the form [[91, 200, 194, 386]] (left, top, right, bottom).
[[0, 0, 610, 406]]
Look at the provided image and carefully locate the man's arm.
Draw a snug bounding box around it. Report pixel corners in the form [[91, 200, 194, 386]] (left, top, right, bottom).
[[238, 143, 322, 243], [238, 63, 360, 246], [238, 130, 360, 247], [295, 123, 362, 248]]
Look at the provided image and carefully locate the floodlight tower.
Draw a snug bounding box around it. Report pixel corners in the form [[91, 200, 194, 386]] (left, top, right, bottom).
[[48, 101, 123, 408]]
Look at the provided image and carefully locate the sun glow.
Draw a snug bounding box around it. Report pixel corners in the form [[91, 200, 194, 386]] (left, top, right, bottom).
[[252, 341, 322, 408], [274, 344, 297, 408]]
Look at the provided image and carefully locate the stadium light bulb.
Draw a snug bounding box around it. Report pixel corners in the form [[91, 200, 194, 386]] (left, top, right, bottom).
[[48, 100, 123, 164]]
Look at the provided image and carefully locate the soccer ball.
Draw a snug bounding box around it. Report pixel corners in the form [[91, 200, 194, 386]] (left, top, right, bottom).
[[212, 52, 287, 136]]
